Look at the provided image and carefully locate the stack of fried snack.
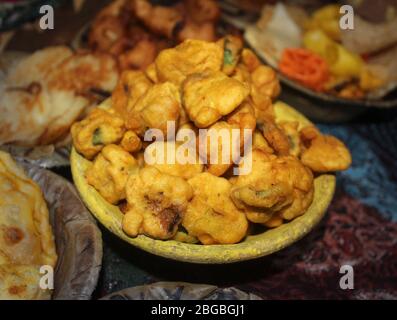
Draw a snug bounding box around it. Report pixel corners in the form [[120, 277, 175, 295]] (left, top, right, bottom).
[[88, 0, 220, 71], [72, 38, 352, 245]]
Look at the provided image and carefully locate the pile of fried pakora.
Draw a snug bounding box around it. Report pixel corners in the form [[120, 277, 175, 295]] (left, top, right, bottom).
[[72, 38, 352, 245], [89, 0, 220, 71]]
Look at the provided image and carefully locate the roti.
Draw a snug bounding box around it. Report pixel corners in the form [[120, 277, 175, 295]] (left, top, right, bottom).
[[0, 151, 57, 300]]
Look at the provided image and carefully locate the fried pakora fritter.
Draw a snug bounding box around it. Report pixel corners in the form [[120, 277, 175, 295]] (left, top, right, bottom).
[[131, 0, 182, 39], [71, 108, 125, 159], [300, 126, 352, 173], [241, 48, 261, 72], [279, 121, 301, 157], [144, 141, 203, 179], [183, 173, 248, 244], [86, 144, 139, 204], [231, 150, 314, 223], [123, 167, 193, 239], [183, 71, 249, 128], [198, 121, 241, 177], [261, 118, 291, 156], [120, 130, 142, 153], [227, 100, 256, 133], [252, 130, 274, 154], [219, 35, 243, 76], [145, 63, 158, 83], [112, 70, 153, 118], [126, 82, 181, 136], [155, 39, 223, 85], [251, 65, 281, 100]]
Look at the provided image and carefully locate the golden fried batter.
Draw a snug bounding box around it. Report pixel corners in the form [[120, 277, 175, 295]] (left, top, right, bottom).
[[71, 108, 125, 159], [252, 130, 274, 154], [86, 144, 139, 204], [227, 100, 256, 130], [145, 63, 158, 83], [279, 121, 301, 157], [262, 119, 291, 156], [123, 167, 193, 239], [198, 121, 241, 177], [251, 65, 281, 99], [183, 71, 249, 128], [183, 173, 248, 244], [300, 126, 352, 173], [177, 21, 217, 43], [88, 15, 125, 52], [118, 38, 158, 70], [144, 141, 203, 179], [219, 35, 243, 76], [184, 0, 219, 24], [120, 130, 142, 153], [231, 150, 314, 223], [112, 70, 153, 118], [241, 48, 261, 72], [155, 39, 223, 85], [226, 100, 257, 150], [131, 0, 183, 39], [127, 82, 181, 136]]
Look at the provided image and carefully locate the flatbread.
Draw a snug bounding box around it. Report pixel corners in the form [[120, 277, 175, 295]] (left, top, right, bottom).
[[0, 46, 118, 147], [0, 151, 57, 299]]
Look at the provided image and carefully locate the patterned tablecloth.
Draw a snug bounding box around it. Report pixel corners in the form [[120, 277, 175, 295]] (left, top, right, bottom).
[[95, 107, 397, 300]]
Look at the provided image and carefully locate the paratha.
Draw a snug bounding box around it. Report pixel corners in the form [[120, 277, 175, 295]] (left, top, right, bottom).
[[0, 151, 57, 299]]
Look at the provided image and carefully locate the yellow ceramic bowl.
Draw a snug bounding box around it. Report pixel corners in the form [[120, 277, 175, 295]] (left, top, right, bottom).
[[71, 101, 336, 264]]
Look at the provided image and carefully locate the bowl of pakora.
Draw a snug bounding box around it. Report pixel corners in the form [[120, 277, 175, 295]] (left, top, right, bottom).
[[70, 38, 351, 263]]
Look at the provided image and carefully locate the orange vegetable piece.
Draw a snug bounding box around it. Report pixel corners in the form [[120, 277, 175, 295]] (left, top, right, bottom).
[[279, 48, 329, 91]]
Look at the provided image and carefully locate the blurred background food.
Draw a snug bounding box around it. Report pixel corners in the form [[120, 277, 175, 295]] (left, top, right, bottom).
[[87, 0, 221, 71], [239, 1, 397, 100]]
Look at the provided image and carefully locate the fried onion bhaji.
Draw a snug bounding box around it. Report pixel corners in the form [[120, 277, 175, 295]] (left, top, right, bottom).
[[300, 126, 352, 173], [183, 71, 250, 128], [131, 82, 181, 136], [154, 39, 223, 86], [86, 144, 139, 204], [144, 141, 203, 179], [183, 173, 248, 245], [123, 167, 193, 239], [231, 150, 314, 223], [71, 108, 125, 159]]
